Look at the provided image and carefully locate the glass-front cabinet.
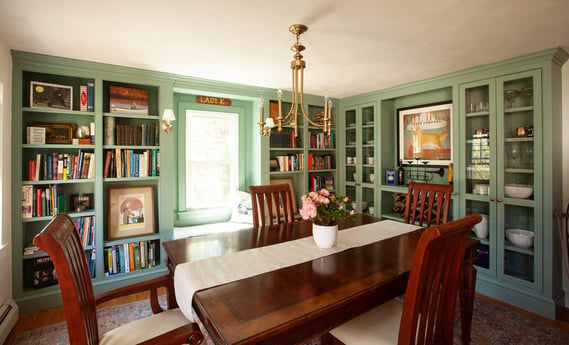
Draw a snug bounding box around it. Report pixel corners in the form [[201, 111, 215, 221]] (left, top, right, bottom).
[[460, 69, 541, 290], [343, 103, 375, 213]]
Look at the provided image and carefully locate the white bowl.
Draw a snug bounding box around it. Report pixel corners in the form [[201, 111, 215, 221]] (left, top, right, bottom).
[[504, 184, 533, 199], [505, 229, 534, 248]]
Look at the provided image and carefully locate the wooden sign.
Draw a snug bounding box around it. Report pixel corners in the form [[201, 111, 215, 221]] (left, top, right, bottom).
[[196, 96, 232, 106]]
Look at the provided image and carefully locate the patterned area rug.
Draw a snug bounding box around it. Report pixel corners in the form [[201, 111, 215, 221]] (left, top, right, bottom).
[[12, 295, 569, 344]]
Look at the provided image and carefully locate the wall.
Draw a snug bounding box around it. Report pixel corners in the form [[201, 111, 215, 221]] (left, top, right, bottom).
[[0, 36, 12, 306], [563, 63, 569, 209]]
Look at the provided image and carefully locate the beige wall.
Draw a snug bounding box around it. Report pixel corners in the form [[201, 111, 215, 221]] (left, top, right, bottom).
[[0, 36, 12, 304], [561, 62, 569, 209]]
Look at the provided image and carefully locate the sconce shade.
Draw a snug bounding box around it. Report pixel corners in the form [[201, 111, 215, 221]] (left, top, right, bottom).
[[162, 109, 176, 122]]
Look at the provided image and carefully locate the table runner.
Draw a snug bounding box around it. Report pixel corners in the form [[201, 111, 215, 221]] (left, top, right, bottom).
[[174, 219, 420, 322]]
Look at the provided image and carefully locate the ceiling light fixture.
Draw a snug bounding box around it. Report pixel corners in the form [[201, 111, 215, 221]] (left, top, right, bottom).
[[259, 24, 332, 137]]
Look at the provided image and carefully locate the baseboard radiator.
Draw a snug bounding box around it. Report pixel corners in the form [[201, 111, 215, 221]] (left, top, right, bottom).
[[0, 299, 18, 344]]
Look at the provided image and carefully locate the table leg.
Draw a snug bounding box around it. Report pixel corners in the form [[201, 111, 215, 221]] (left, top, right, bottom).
[[459, 245, 477, 345]]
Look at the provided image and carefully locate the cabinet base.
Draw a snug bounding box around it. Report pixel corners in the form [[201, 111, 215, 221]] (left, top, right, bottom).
[[476, 274, 557, 319]]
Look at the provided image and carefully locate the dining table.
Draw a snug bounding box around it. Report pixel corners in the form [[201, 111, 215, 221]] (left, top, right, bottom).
[[163, 214, 479, 345]]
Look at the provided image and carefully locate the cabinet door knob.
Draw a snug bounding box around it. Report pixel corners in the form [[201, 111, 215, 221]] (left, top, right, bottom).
[[497, 198, 503, 203], [490, 197, 495, 202]]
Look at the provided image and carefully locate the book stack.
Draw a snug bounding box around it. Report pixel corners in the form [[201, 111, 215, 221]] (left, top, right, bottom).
[[309, 131, 335, 149], [103, 148, 159, 178], [309, 175, 335, 192], [307, 153, 335, 170], [114, 123, 159, 146], [274, 154, 304, 172], [22, 184, 67, 218], [74, 216, 95, 247], [104, 240, 159, 276], [27, 150, 95, 181]]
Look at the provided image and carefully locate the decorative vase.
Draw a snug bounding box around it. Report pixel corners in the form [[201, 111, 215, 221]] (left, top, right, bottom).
[[312, 223, 339, 248]]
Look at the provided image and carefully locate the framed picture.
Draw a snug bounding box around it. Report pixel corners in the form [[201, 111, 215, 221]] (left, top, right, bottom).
[[270, 177, 298, 214], [30, 81, 73, 110], [109, 85, 149, 115], [398, 102, 453, 166], [107, 186, 155, 240], [28, 122, 74, 144], [70, 193, 94, 212], [269, 158, 280, 172]]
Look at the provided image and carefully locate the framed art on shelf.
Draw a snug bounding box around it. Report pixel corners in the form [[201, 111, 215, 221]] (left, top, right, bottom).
[[398, 102, 453, 166], [28, 122, 74, 144], [107, 186, 155, 240], [30, 81, 73, 110]]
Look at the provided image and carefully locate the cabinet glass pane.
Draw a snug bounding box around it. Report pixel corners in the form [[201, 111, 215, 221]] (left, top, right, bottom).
[[502, 76, 534, 199], [503, 204, 534, 282], [466, 200, 492, 270], [464, 85, 490, 195]]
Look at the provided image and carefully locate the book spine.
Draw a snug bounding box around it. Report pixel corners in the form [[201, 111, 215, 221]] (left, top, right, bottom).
[[80, 85, 87, 111], [21, 185, 33, 218], [87, 79, 95, 112]]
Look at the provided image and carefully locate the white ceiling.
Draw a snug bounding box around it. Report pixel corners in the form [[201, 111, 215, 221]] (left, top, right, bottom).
[[1, 0, 568, 98]]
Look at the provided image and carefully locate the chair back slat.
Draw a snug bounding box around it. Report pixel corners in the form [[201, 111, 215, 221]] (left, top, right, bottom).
[[404, 182, 453, 227], [398, 213, 482, 345], [249, 184, 295, 228], [33, 213, 99, 345]]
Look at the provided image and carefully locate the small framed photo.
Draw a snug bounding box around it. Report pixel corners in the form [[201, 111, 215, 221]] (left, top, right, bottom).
[[70, 193, 94, 212], [108, 186, 155, 240], [30, 81, 73, 110], [269, 158, 280, 172], [28, 122, 74, 144], [385, 169, 396, 185], [109, 85, 149, 115]]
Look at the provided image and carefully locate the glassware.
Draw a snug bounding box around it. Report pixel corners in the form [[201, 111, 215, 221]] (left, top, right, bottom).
[[523, 143, 533, 168], [510, 143, 520, 168]]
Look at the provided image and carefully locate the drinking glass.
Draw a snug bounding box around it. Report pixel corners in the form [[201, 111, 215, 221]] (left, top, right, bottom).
[[510, 143, 520, 168]]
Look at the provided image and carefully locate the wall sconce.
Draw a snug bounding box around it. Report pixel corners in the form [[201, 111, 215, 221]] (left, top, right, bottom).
[[258, 98, 277, 136], [162, 109, 176, 133]]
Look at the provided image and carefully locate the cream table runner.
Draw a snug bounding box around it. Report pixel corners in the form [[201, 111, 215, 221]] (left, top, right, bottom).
[[174, 219, 420, 322]]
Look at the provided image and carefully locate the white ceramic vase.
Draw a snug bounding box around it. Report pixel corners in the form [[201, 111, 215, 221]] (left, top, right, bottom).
[[312, 223, 338, 248]]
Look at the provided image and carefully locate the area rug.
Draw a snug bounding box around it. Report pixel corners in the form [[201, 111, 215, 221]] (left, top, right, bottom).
[[12, 295, 569, 344]]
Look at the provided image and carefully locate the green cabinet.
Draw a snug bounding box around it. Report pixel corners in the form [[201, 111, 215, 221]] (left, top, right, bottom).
[[342, 103, 376, 213], [460, 70, 542, 290]]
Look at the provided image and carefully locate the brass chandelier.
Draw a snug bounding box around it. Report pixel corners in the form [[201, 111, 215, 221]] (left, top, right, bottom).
[[259, 24, 332, 137]]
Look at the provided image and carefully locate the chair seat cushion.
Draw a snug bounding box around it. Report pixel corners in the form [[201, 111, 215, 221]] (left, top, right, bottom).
[[100, 308, 190, 345], [330, 299, 402, 345]]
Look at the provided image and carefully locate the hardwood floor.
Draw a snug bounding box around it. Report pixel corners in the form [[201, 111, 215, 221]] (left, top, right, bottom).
[[4, 290, 159, 345], [5, 292, 569, 344]]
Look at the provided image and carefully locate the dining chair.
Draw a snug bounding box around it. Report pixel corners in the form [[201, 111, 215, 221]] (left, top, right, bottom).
[[33, 213, 203, 345], [404, 181, 453, 227], [326, 213, 482, 345], [249, 183, 295, 228]]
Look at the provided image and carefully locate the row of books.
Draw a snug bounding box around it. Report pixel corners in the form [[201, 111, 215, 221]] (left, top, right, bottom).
[[269, 130, 300, 148], [309, 175, 335, 192], [75, 216, 95, 247], [274, 154, 304, 172], [27, 151, 95, 181], [113, 123, 159, 146], [104, 240, 159, 276], [309, 131, 335, 149], [103, 148, 160, 178], [22, 185, 65, 218], [308, 153, 335, 170]]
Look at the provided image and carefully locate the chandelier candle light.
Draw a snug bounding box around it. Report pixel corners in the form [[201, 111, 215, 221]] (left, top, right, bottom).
[[259, 24, 333, 137]]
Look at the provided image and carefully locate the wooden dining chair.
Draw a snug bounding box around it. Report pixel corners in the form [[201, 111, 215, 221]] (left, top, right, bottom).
[[249, 183, 295, 228], [555, 207, 569, 296], [33, 213, 204, 345], [326, 213, 482, 345], [404, 181, 453, 227]]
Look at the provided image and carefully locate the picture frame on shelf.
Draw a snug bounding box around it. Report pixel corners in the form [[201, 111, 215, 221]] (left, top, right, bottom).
[[28, 122, 74, 144], [70, 193, 94, 212], [107, 186, 155, 240], [30, 81, 73, 110], [398, 102, 453, 166], [108, 85, 149, 115], [269, 158, 280, 172]]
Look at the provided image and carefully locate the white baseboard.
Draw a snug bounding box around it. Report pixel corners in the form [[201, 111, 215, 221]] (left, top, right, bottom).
[[0, 299, 18, 344]]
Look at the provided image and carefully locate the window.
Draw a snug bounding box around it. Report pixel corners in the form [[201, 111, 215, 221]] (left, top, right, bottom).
[[185, 109, 239, 210]]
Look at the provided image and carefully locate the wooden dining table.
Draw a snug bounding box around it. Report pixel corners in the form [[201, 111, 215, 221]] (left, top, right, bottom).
[[163, 214, 479, 345]]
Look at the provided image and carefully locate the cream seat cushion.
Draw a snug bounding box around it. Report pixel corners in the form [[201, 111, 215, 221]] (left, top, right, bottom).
[[330, 299, 402, 345], [100, 308, 190, 345]]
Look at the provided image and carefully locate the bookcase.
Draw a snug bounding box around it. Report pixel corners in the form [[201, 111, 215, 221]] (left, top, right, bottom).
[[268, 101, 336, 207], [12, 52, 168, 313]]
